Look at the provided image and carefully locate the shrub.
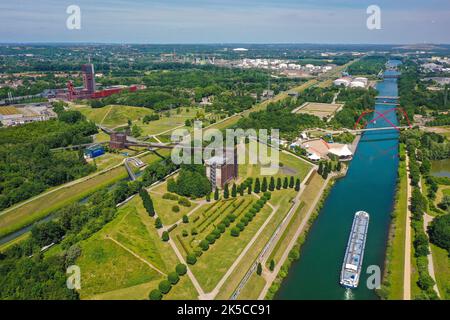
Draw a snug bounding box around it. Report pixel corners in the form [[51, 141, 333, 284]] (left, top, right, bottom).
[[194, 247, 203, 257], [236, 222, 245, 231], [257, 263, 262, 275], [172, 205, 180, 212], [163, 193, 178, 200], [217, 223, 226, 233], [269, 259, 275, 271], [200, 240, 210, 251], [428, 214, 450, 251], [245, 212, 254, 220], [186, 253, 197, 265], [162, 231, 169, 242], [230, 227, 240, 237], [158, 280, 172, 294], [212, 229, 222, 238], [191, 228, 198, 236], [222, 218, 231, 227], [241, 217, 250, 226], [149, 289, 162, 300], [168, 272, 180, 285], [178, 197, 192, 207], [182, 215, 189, 223], [155, 217, 163, 229], [176, 263, 187, 276], [206, 234, 216, 244], [227, 214, 236, 222], [182, 229, 188, 237]]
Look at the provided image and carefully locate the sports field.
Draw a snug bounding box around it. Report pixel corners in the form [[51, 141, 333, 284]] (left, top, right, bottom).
[[292, 102, 343, 119]]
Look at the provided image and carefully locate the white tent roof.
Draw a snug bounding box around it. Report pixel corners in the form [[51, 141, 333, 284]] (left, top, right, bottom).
[[308, 153, 321, 161], [328, 145, 353, 157]]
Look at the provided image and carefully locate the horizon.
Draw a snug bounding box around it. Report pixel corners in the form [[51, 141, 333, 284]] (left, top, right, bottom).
[[1, 0, 450, 44]]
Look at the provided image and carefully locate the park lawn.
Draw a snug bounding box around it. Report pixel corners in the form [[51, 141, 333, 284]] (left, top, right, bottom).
[[108, 197, 178, 273], [238, 146, 312, 183], [163, 275, 199, 300], [430, 243, 450, 299], [89, 279, 161, 300], [190, 203, 273, 293], [77, 235, 164, 299], [139, 107, 202, 136], [90, 153, 125, 171], [0, 166, 128, 239], [267, 172, 325, 266], [76, 196, 181, 299], [94, 131, 110, 143], [72, 104, 111, 123], [100, 105, 153, 128], [236, 273, 266, 300], [382, 155, 407, 300], [148, 182, 200, 226]]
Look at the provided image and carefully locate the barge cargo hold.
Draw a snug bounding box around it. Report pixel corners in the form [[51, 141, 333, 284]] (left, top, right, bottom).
[[340, 211, 370, 288]]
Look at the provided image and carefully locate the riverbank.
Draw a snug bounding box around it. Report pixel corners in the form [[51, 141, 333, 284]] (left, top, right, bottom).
[[379, 143, 407, 300]]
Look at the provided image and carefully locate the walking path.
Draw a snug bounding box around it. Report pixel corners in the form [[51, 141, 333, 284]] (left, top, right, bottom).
[[423, 213, 441, 298], [403, 153, 412, 300], [258, 173, 332, 300], [106, 235, 167, 277]]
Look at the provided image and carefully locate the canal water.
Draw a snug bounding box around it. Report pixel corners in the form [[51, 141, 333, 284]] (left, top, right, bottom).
[[277, 62, 402, 300]]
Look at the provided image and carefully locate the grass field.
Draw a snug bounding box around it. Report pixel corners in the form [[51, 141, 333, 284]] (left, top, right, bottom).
[[236, 273, 266, 300], [238, 148, 312, 183], [430, 243, 450, 299], [381, 150, 407, 300], [76, 196, 187, 299], [292, 102, 343, 119]]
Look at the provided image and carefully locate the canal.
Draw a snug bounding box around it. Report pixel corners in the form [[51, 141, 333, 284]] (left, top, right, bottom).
[[277, 62, 402, 300]]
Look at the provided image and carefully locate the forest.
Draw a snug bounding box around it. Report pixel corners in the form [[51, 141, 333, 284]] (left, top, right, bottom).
[[347, 55, 387, 75], [0, 110, 98, 210]]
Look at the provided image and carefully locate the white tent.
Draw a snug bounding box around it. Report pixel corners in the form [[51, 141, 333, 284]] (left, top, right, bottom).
[[308, 153, 321, 161], [328, 145, 353, 158]]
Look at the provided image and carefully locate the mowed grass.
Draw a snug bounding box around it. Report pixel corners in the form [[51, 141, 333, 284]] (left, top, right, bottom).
[[190, 204, 273, 293], [236, 273, 266, 300], [382, 154, 407, 300], [148, 180, 200, 226], [77, 196, 181, 299], [267, 172, 325, 266], [430, 244, 450, 299], [238, 147, 312, 183], [0, 166, 128, 239]]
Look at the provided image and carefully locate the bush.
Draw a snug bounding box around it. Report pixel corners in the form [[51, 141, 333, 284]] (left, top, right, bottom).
[[182, 229, 188, 237], [158, 280, 172, 294], [217, 223, 226, 233], [178, 197, 192, 207], [222, 218, 231, 227], [149, 289, 162, 300], [236, 222, 245, 231], [212, 229, 221, 238], [176, 263, 187, 276], [162, 231, 169, 242], [182, 215, 189, 223], [168, 272, 180, 285], [241, 217, 250, 226], [186, 253, 197, 265], [191, 228, 198, 236], [200, 240, 210, 251], [227, 214, 236, 222], [206, 234, 216, 244], [155, 217, 163, 229], [230, 227, 240, 237], [163, 193, 178, 200], [172, 205, 180, 213]]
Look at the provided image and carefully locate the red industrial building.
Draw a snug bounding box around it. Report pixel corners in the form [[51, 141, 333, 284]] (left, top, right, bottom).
[[63, 63, 142, 101]]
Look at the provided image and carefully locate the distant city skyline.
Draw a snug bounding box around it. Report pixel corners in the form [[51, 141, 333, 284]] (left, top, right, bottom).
[[1, 0, 449, 44]]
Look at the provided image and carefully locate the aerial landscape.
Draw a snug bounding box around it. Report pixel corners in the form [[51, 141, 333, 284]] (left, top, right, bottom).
[[0, 0, 449, 307]]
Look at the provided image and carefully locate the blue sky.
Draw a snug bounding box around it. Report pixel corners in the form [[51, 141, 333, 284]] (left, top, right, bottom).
[[0, 0, 449, 44]]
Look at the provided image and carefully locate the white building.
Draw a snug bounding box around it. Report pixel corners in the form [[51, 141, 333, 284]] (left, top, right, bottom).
[[333, 78, 351, 87]]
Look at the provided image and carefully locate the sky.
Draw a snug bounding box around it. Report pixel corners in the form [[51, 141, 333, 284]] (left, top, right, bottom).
[[0, 0, 449, 44]]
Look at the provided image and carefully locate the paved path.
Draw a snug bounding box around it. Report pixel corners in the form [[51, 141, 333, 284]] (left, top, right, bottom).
[[423, 213, 441, 298], [258, 173, 331, 300], [403, 153, 412, 300], [106, 235, 167, 276]]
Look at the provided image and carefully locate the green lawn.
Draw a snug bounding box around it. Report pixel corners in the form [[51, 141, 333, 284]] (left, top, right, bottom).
[[381, 152, 407, 300], [76, 196, 186, 299], [236, 273, 266, 300], [430, 244, 450, 299]]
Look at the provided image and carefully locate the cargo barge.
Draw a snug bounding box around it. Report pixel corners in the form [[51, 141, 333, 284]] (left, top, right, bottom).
[[340, 211, 370, 288]]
